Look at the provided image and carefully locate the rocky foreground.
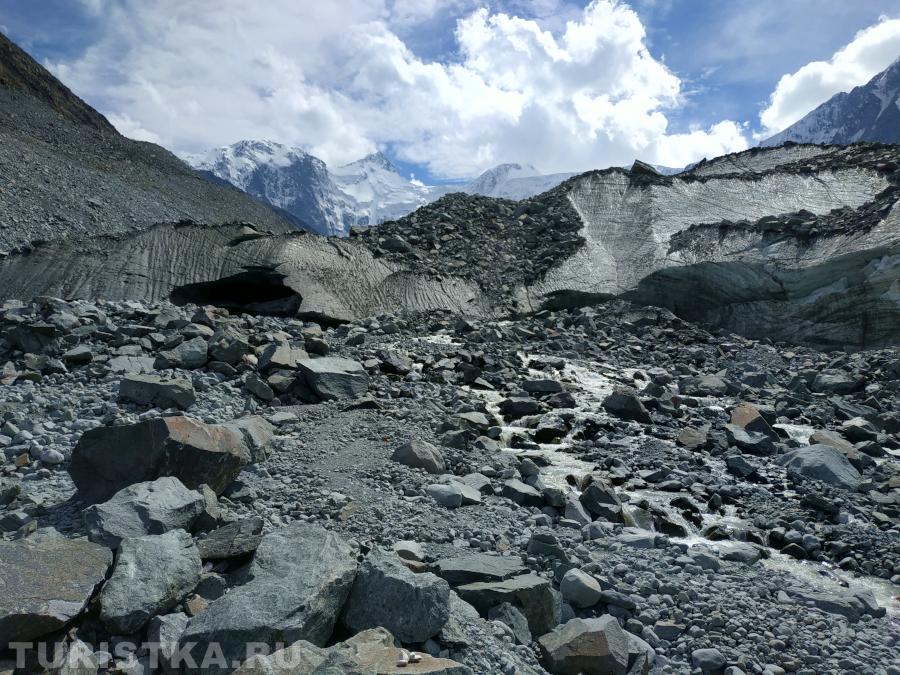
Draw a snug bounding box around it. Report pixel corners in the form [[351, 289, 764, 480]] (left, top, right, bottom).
[[0, 296, 898, 675]]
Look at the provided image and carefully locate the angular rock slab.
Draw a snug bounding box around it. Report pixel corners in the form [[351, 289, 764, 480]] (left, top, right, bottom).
[[70, 415, 273, 503], [0, 533, 112, 647], [178, 523, 357, 675], [342, 551, 450, 643], [118, 373, 196, 410], [456, 573, 559, 636], [295, 357, 369, 400], [100, 529, 202, 634], [537, 615, 630, 675], [777, 444, 862, 489], [196, 517, 264, 560], [83, 477, 205, 549], [434, 553, 527, 586]]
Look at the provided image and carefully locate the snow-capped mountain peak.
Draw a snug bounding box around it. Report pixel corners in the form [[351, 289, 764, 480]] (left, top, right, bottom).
[[762, 56, 900, 147]]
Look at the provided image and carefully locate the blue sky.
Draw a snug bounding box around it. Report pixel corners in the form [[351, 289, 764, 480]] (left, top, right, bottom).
[[2, 0, 900, 183]]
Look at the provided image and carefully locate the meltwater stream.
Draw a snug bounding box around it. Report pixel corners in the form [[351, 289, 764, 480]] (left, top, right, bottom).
[[469, 352, 899, 617]]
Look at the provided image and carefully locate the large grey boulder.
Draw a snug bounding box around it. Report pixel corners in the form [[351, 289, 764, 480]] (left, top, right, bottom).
[[456, 573, 559, 635], [559, 569, 602, 609], [156, 336, 209, 369], [208, 325, 250, 365], [257, 342, 308, 371], [69, 415, 273, 503], [118, 373, 196, 410], [537, 615, 630, 675], [0, 532, 112, 646], [341, 551, 451, 643], [178, 523, 357, 675], [391, 439, 445, 473], [783, 586, 885, 622], [100, 529, 201, 634], [777, 444, 862, 489], [602, 387, 652, 424], [811, 370, 865, 394], [83, 477, 205, 548], [295, 357, 369, 400], [579, 479, 623, 522]]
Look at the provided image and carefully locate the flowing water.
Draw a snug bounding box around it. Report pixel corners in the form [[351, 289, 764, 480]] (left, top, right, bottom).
[[468, 352, 899, 617]]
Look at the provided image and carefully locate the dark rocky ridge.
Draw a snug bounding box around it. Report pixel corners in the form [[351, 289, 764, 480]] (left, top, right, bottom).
[[0, 32, 297, 255]]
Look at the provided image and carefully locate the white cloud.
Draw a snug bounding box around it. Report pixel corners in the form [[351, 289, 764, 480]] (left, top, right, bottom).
[[47, 0, 748, 177], [760, 17, 900, 136]]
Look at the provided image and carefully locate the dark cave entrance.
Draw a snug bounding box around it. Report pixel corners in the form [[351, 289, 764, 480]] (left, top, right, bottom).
[[170, 268, 302, 317]]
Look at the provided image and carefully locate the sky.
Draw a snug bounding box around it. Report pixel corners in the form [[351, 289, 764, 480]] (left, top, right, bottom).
[[2, 0, 900, 183]]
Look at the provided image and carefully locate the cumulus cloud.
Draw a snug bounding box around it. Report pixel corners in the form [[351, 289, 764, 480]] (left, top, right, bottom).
[[760, 17, 900, 136], [46, 0, 748, 177]]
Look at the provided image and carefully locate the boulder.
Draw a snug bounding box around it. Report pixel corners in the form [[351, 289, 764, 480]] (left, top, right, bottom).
[[725, 424, 775, 455], [682, 374, 728, 397], [579, 480, 622, 522], [676, 426, 707, 450], [559, 569, 602, 608], [295, 357, 369, 400], [692, 648, 727, 672], [100, 529, 201, 634], [777, 445, 862, 489], [178, 523, 357, 675], [783, 586, 885, 622], [488, 603, 532, 645], [456, 573, 559, 635], [342, 551, 451, 643], [196, 518, 264, 560], [391, 440, 445, 474], [502, 479, 544, 507], [70, 415, 272, 503], [811, 370, 865, 394], [377, 350, 412, 375], [257, 342, 309, 371], [107, 355, 156, 374], [118, 374, 196, 410], [208, 326, 250, 365], [426, 483, 470, 509], [498, 397, 543, 419], [0, 533, 112, 646], [602, 388, 652, 424], [83, 477, 205, 548], [729, 403, 778, 440], [156, 336, 209, 369], [434, 554, 527, 586], [538, 616, 630, 675]]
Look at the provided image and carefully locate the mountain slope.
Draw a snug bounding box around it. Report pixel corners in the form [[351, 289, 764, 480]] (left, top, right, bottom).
[[762, 57, 900, 146], [0, 32, 296, 254]]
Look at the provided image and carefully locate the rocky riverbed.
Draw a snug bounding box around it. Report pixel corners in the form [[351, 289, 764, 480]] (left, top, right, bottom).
[[0, 296, 898, 675]]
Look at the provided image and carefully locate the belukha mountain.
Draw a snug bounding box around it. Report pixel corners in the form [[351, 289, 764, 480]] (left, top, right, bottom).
[[0, 29, 898, 675]]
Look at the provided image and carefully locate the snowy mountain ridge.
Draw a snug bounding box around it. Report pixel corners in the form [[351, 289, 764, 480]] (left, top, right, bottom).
[[762, 56, 900, 147], [185, 141, 587, 235]]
